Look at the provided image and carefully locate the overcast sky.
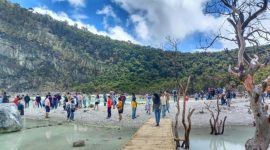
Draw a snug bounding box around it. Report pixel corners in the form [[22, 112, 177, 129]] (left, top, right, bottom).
[[10, 0, 270, 52]]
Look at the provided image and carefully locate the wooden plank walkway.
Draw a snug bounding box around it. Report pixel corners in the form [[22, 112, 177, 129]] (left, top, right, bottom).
[[122, 118, 175, 150]]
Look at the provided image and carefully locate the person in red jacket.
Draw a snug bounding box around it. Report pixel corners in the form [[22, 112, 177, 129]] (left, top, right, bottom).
[[13, 95, 20, 106], [107, 95, 112, 119]]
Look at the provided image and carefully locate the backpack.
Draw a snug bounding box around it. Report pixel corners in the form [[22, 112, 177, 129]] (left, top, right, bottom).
[[66, 103, 71, 111], [117, 101, 123, 110], [71, 103, 76, 112]]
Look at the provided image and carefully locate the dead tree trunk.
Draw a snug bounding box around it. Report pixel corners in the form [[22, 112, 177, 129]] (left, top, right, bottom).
[[203, 0, 270, 149], [245, 76, 270, 150], [174, 94, 181, 148], [180, 76, 195, 149], [167, 36, 182, 149], [205, 97, 227, 135]]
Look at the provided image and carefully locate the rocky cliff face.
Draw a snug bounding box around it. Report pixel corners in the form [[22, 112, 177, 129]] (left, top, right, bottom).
[[0, 0, 107, 92]]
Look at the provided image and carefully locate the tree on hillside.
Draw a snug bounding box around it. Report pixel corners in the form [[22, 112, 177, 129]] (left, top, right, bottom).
[[204, 0, 270, 149]]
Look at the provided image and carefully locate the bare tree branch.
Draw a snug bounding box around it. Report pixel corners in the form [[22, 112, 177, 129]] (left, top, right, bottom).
[[242, 0, 268, 29]]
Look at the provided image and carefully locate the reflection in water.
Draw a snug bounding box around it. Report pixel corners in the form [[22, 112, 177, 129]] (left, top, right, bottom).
[[210, 137, 226, 150], [184, 126, 256, 150], [12, 126, 25, 150], [65, 132, 73, 145], [45, 130, 51, 139]]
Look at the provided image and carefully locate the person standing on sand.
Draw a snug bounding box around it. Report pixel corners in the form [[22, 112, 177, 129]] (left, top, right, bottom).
[[77, 93, 83, 108], [13, 95, 20, 106], [160, 91, 166, 118], [24, 94, 30, 108], [119, 93, 126, 112], [152, 93, 161, 126], [66, 100, 71, 121], [52, 95, 58, 109], [66, 99, 76, 121], [226, 89, 232, 107], [116, 97, 123, 121], [2, 92, 9, 103], [18, 100, 24, 116], [103, 93, 107, 106], [82, 92, 87, 108], [94, 94, 100, 111], [107, 95, 112, 119], [63, 94, 68, 110], [112, 93, 117, 109], [35, 94, 42, 108], [172, 90, 177, 103], [45, 96, 51, 118], [74, 94, 78, 108], [131, 93, 137, 119], [47, 93, 52, 107], [267, 86, 270, 99], [70, 99, 76, 121]]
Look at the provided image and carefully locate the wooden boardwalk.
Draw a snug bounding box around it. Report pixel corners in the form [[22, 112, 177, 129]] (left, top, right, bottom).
[[122, 118, 175, 150]]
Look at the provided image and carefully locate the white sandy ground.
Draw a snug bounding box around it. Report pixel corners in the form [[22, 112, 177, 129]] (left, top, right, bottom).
[[23, 97, 268, 129]]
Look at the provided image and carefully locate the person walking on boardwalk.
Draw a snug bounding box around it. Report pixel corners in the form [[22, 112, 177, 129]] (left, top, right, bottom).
[[145, 94, 152, 115], [131, 93, 137, 119], [161, 91, 167, 118], [152, 93, 161, 126], [165, 91, 170, 113], [116, 97, 123, 121], [107, 95, 112, 119]]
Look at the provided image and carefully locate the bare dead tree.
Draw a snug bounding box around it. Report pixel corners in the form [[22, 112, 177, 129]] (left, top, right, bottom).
[[166, 36, 182, 148], [180, 76, 195, 149], [204, 96, 227, 135], [166, 37, 195, 149], [166, 36, 181, 149], [204, 0, 270, 149]]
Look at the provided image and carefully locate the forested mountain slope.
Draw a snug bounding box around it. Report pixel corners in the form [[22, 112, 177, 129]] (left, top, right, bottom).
[[0, 0, 269, 93]]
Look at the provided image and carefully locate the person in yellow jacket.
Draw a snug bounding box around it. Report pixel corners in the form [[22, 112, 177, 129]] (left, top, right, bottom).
[[116, 97, 123, 121], [131, 93, 137, 119]]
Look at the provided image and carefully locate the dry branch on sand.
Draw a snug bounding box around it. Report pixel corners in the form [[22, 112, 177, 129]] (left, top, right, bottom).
[[204, 97, 227, 135]]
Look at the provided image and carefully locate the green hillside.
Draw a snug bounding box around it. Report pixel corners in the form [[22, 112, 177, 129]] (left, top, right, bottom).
[[0, 0, 269, 93]]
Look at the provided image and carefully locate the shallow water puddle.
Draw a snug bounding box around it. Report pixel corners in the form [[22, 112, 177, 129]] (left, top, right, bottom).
[[0, 118, 136, 150], [186, 126, 265, 150]]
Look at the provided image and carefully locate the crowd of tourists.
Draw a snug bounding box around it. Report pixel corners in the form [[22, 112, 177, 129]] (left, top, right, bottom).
[[1, 86, 270, 126], [0, 91, 135, 122], [193, 87, 237, 107]]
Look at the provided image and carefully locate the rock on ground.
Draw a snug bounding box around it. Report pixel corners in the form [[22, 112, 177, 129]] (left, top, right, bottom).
[[72, 140, 85, 147], [0, 103, 23, 133]]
